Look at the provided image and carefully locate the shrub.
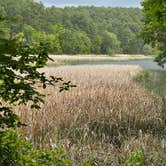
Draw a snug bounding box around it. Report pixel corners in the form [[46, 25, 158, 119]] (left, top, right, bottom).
[[124, 150, 144, 166], [0, 130, 73, 166], [133, 70, 150, 82]]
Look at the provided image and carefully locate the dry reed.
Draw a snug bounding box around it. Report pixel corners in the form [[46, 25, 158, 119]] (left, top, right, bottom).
[[18, 65, 166, 165]]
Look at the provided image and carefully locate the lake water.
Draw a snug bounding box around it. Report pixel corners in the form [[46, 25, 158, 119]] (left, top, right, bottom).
[[74, 60, 166, 71]]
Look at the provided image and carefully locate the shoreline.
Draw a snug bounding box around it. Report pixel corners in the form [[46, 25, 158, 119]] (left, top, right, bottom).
[[47, 54, 153, 66]]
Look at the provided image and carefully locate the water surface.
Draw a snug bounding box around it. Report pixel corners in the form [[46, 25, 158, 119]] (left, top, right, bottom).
[[74, 60, 166, 71]]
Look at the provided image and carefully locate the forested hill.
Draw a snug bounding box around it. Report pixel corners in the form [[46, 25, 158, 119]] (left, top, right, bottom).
[[0, 0, 153, 55]]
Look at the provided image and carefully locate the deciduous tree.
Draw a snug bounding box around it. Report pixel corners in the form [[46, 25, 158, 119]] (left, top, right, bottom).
[[142, 0, 166, 66]]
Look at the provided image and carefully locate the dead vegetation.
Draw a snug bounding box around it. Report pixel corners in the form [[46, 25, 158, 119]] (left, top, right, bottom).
[[19, 65, 166, 165]]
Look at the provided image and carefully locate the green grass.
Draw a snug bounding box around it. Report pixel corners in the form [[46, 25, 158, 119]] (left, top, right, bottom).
[[134, 69, 166, 97], [134, 69, 166, 119], [62, 59, 152, 65]]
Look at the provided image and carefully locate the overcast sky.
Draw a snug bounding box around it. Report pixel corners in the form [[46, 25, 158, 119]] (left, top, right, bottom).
[[35, 0, 142, 8]]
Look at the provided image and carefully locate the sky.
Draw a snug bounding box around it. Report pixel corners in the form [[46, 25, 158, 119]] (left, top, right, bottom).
[[35, 0, 142, 8]]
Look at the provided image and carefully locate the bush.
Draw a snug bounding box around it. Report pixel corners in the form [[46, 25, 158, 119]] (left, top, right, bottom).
[[124, 150, 144, 166], [133, 70, 150, 82], [0, 130, 72, 166]]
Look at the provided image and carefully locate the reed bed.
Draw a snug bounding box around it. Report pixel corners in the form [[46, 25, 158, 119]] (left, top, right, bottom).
[[19, 65, 166, 165]]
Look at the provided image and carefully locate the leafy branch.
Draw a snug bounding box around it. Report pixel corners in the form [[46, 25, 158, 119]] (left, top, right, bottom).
[[0, 16, 76, 129]]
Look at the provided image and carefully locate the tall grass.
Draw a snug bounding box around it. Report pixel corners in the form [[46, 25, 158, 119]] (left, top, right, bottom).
[[134, 69, 166, 97], [18, 65, 166, 165]]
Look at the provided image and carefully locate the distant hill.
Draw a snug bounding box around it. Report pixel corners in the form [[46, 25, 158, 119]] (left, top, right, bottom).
[[0, 0, 153, 55]]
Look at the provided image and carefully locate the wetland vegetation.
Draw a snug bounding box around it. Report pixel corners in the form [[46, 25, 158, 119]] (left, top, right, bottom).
[[0, 0, 165, 165]]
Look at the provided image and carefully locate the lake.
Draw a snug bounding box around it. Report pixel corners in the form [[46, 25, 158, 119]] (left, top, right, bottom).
[[73, 60, 166, 71]]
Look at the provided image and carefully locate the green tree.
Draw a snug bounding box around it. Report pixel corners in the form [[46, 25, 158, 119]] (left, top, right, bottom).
[[47, 24, 65, 54], [127, 37, 144, 54], [142, 44, 153, 56], [44, 34, 62, 54], [118, 27, 134, 54], [23, 24, 45, 44], [0, 5, 6, 16], [23, 24, 64, 54], [142, 0, 166, 66], [0, 16, 89, 166], [61, 29, 92, 54], [101, 31, 120, 55], [91, 35, 102, 54], [0, 0, 146, 55], [0, 16, 74, 129]]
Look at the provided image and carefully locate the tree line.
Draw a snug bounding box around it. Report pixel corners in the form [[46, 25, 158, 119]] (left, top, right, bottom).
[[0, 0, 155, 55], [0, 0, 165, 165]]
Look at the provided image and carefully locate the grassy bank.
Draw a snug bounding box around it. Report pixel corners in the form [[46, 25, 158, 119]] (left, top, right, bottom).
[[134, 69, 166, 122], [18, 65, 166, 165], [47, 54, 153, 66], [134, 69, 166, 97]]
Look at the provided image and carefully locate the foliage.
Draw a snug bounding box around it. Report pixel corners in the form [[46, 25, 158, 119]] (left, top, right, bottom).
[[133, 70, 150, 82], [0, 130, 73, 166], [0, 15, 78, 166], [101, 31, 120, 55], [142, 44, 153, 56], [0, 16, 75, 128], [142, 0, 166, 65], [124, 150, 144, 166], [127, 38, 144, 55], [0, 36, 51, 128], [0, 0, 152, 55], [61, 29, 92, 54], [23, 24, 64, 54]]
